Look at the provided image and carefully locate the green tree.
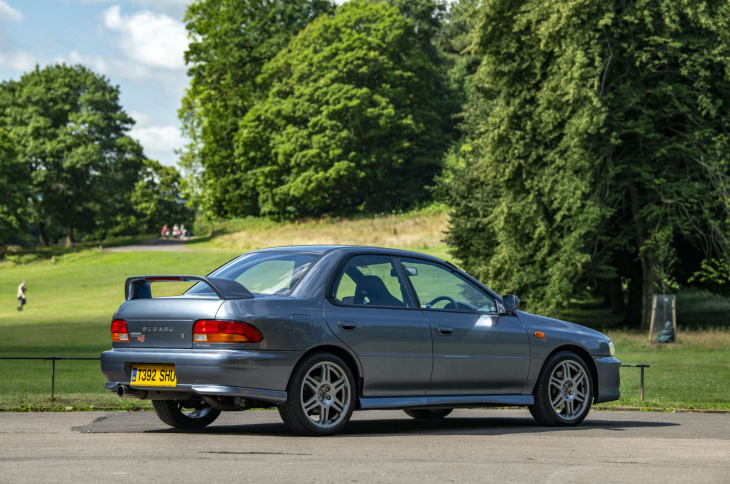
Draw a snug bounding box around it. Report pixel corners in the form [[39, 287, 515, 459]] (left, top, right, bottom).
[[132, 159, 193, 234], [0, 64, 146, 246], [437, 0, 482, 109], [232, 1, 446, 218], [0, 130, 29, 245], [180, 0, 334, 217], [444, 0, 730, 328]]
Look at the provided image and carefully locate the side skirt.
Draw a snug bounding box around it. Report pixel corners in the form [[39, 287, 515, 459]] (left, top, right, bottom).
[[358, 394, 534, 410]]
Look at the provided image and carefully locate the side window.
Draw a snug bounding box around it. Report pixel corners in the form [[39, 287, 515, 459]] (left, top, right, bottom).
[[399, 257, 496, 312], [334, 255, 413, 308]]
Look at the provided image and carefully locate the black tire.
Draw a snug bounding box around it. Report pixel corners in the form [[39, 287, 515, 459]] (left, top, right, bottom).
[[151, 399, 221, 429], [403, 409, 453, 420], [278, 353, 356, 436], [529, 351, 593, 426]]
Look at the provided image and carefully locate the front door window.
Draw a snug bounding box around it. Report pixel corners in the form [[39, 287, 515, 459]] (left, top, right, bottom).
[[399, 258, 495, 312]]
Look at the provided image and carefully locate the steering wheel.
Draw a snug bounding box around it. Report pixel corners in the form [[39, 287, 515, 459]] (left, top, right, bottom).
[[427, 296, 460, 310]]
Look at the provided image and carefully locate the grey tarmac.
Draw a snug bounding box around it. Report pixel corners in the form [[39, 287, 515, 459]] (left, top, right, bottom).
[[0, 409, 728, 483]]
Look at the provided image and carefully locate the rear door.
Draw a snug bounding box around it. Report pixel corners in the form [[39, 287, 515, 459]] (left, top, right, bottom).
[[116, 297, 223, 348], [323, 254, 433, 397]]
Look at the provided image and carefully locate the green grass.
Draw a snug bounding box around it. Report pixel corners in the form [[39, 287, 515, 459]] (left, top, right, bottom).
[[0, 248, 239, 410], [598, 330, 730, 410], [1, 209, 729, 411]]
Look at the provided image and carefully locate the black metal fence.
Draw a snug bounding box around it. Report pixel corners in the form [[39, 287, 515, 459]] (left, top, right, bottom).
[[0, 356, 100, 400]]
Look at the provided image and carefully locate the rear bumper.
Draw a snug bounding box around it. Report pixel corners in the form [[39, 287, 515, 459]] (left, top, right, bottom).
[[101, 348, 303, 404], [594, 356, 621, 403]]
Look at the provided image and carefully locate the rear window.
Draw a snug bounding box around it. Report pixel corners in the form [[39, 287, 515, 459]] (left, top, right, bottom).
[[186, 252, 319, 296]]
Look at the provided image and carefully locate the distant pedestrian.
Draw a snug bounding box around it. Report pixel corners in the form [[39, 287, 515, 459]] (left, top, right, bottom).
[[180, 224, 186, 238], [161, 224, 170, 238], [17, 280, 26, 312], [173, 223, 180, 238]]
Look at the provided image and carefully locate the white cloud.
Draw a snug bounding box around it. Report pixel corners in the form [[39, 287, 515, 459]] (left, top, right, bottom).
[[78, 0, 192, 18], [103, 5, 187, 71], [129, 0, 191, 17], [129, 110, 150, 126], [58, 49, 159, 80], [129, 124, 184, 154], [0, 51, 36, 71], [0, 0, 22, 22]]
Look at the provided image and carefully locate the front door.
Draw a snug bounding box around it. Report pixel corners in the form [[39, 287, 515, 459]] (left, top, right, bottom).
[[323, 254, 433, 397], [399, 257, 530, 395]]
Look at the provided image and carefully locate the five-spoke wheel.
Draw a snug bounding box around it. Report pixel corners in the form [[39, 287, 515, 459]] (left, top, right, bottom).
[[530, 352, 593, 426], [279, 353, 355, 435]]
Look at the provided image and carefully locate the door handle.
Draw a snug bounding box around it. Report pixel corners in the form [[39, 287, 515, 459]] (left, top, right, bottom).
[[338, 321, 357, 331], [435, 325, 453, 336]]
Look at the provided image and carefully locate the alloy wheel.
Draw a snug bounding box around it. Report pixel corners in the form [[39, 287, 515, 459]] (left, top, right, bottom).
[[299, 361, 351, 429]]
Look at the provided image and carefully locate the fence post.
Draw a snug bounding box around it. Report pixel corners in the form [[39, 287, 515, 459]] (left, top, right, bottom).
[[640, 365, 645, 401], [51, 356, 56, 401], [621, 364, 650, 402]]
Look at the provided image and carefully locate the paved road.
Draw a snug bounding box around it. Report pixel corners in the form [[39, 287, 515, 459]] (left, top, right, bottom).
[[0, 409, 728, 483]]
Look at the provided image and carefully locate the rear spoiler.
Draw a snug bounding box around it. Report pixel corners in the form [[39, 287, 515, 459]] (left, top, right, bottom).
[[125, 275, 254, 301]]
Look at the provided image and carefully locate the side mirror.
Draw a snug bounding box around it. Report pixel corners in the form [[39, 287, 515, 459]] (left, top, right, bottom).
[[502, 294, 520, 312]]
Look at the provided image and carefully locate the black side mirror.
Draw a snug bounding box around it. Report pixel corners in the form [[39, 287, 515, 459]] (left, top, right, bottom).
[[502, 294, 520, 312]]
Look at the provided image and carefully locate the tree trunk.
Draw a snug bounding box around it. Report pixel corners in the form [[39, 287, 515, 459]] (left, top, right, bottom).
[[627, 181, 656, 330], [622, 274, 642, 328], [65, 226, 75, 248], [608, 277, 625, 315], [639, 252, 659, 331], [38, 222, 49, 248]]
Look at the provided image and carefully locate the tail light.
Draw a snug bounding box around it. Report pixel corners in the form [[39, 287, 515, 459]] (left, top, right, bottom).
[[193, 320, 263, 343], [111, 319, 129, 342]]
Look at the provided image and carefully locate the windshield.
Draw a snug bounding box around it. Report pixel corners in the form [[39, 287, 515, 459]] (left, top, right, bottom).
[[186, 251, 319, 296]]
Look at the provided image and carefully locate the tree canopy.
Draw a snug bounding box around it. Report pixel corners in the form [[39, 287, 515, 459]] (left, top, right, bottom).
[[229, 1, 446, 218], [132, 159, 193, 235], [0, 130, 28, 245], [180, 0, 335, 216], [443, 0, 730, 327], [0, 64, 188, 246]]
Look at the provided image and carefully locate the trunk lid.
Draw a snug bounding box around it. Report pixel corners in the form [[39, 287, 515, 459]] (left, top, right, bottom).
[[114, 297, 224, 349]]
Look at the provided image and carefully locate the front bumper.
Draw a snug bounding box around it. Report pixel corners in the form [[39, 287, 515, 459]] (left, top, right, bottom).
[[101, 348, 304, 404], [594, 356, 621, 403]]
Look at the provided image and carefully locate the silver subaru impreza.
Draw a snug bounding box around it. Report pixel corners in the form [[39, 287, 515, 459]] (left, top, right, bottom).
[[101, 246, 620, 435]]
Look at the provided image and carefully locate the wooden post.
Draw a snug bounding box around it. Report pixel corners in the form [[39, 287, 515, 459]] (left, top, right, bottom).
[[648, 295, 657, 342], [671, 298, 677, 339]]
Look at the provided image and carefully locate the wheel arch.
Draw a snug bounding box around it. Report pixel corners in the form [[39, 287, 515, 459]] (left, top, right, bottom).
[[542, 345, 599, 400], [295, 344, 362, 395]]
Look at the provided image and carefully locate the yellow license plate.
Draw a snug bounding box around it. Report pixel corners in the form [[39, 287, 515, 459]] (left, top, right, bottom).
[[131, 364, 176, 387]]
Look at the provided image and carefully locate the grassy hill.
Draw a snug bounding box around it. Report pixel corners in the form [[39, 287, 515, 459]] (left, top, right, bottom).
[[191, 207, 452, 259]]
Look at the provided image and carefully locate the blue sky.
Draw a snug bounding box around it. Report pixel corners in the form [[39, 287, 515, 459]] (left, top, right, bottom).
[[0, 0, 197, 165], [0, 0, 352, 166]]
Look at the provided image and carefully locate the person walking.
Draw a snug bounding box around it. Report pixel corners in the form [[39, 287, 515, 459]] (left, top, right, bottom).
[[17, 280, 26, 312]]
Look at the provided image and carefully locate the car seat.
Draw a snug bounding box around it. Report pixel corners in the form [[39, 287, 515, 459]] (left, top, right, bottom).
[[353, 275, 404, 307]]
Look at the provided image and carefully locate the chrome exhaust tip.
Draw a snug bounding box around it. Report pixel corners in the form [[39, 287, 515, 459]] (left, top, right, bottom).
[[117, 385, 148, 399]]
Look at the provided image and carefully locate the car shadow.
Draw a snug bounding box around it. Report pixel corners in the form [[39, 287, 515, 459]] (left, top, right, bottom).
[[145, 414, 679, 438]]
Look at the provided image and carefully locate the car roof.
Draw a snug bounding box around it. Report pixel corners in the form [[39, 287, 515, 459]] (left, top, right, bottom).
[[251, 245, 452, 265]]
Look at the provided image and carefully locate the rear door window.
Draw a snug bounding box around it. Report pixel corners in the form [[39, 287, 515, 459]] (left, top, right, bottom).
[[334, 255, 414, 308]]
